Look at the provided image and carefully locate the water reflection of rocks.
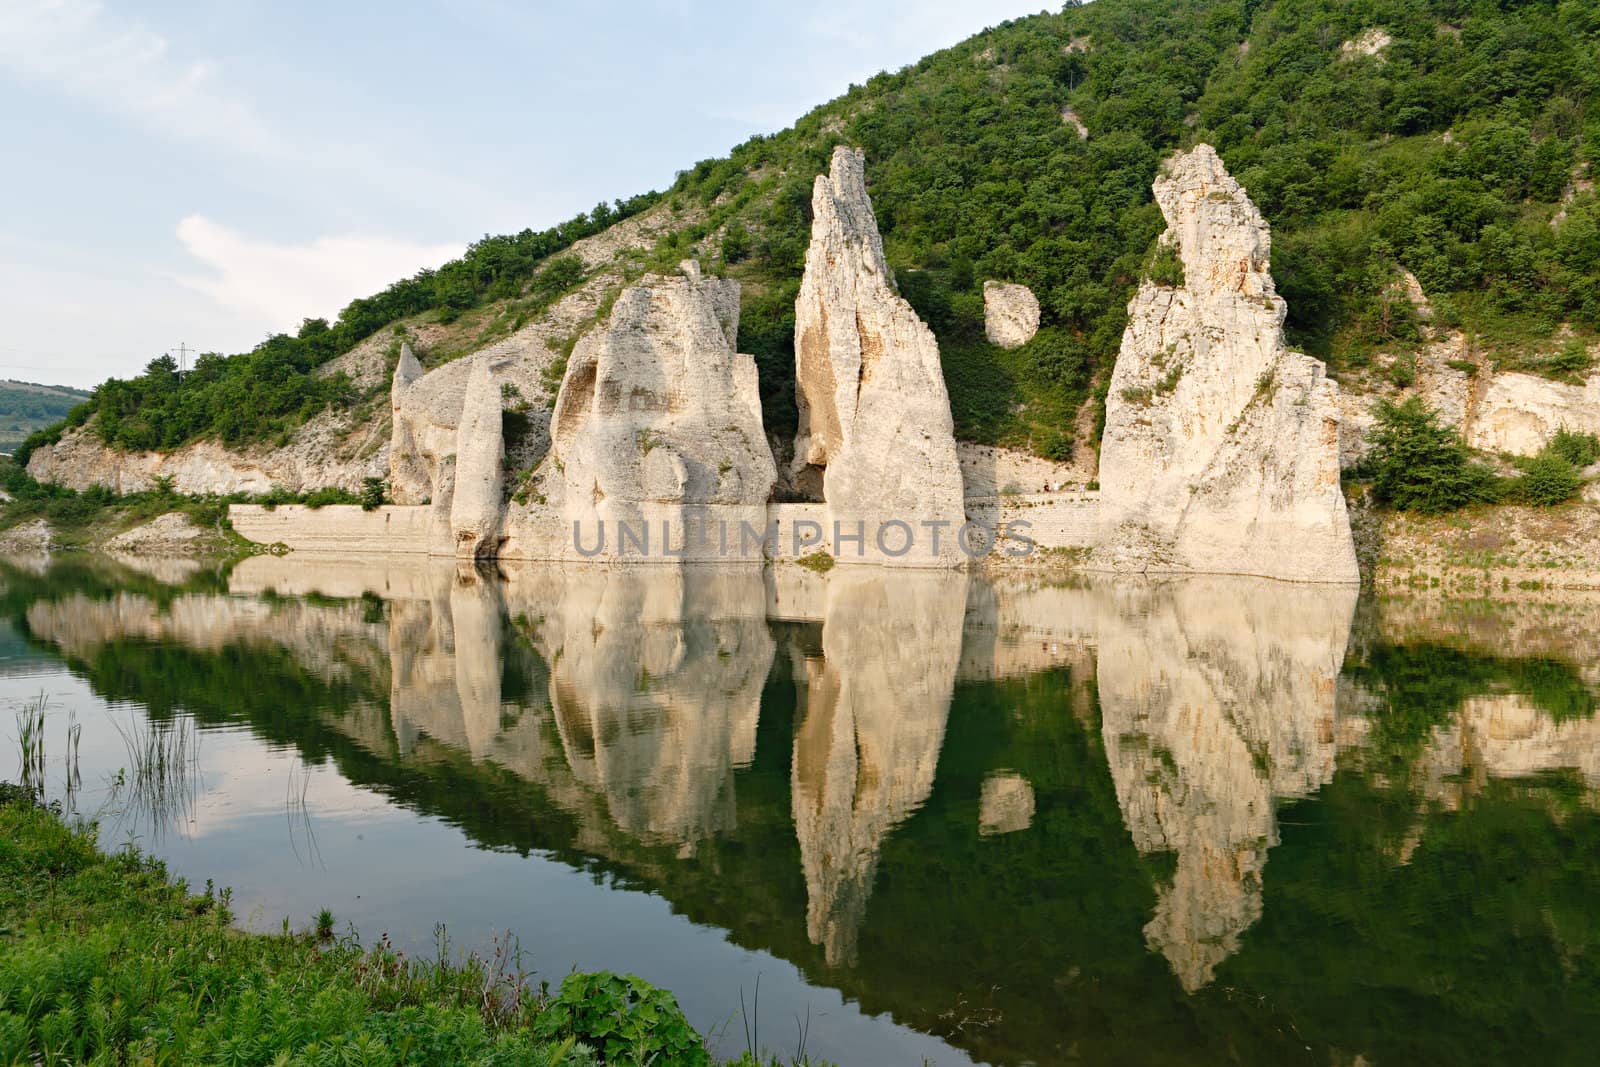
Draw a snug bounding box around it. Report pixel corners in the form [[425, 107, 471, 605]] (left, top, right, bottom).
[[17, 554, 1600, 996]]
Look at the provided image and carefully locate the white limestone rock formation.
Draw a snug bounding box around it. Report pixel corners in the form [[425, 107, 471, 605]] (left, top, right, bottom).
[[0, 518, 53, 554], [449, 360, 506, 558], [792, 147, 965, 565], [522, 264, 776, 561], [1097, 145, 1359, 583], [388, 343, 434, 504], [390, 343, 552, 506], [104, 512, 202, 556], [982, 281, 1041, 349], [1467, 367, 1600, 456]]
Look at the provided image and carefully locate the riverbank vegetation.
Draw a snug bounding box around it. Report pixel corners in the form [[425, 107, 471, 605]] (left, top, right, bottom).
[[0, 787, 822, 1066], [1359, 398, 1597, 514]]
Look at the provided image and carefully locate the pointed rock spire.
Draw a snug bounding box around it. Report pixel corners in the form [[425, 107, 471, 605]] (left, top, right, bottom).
[[792, 147, 964, 564], [393, 341, 424, 391], [1096, 144, 1358, 583]]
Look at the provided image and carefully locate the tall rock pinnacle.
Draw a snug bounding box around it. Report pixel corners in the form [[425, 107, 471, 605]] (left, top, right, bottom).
[[793, 147, 965, 564], [1097, 144, 1358, 583], [450, 358, 506, 558]]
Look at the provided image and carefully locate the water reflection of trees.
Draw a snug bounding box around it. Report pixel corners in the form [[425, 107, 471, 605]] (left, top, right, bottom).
[[6, 553, 1600, 1065]]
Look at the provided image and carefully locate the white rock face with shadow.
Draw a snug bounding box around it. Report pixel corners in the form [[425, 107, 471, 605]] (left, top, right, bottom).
[[503, 265, 777, 562], [790, 147, 966, 565], [1097, 145, 1358, 583]]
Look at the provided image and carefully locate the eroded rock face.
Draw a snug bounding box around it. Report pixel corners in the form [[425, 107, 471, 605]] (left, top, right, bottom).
[[388, 342, 436, 505], [449, 360, 506, 558], [104, 513, 201, 557], [389, 341, 549, 510], [983, 281, 1041, 349], [1097, 145, 1358, 583], [26, 415, 388, 497], [528, 264, 776, 561], [1467, 368, 1600, 456], [793, 147, 964, 564]]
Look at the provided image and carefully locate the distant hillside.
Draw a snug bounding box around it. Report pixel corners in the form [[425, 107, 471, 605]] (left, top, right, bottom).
[[0, 381, 91, 453], [22, 0, 1600, 467]]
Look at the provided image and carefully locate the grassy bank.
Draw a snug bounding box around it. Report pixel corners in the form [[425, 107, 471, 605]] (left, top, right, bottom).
[[0, 786, 817, 1066]]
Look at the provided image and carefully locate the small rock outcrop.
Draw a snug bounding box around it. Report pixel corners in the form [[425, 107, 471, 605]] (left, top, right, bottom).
[[531, 263, 775, 555], [0, 518, 53, 554], [449, 360, 506, 558], [105, 513, 202, 556], [982, 281, 1041, 349], [1468, 367, 1600, 456], [1097, 145, 1359, 584], [792, 147, 964, 564], [1340, 27, 1392, 61]]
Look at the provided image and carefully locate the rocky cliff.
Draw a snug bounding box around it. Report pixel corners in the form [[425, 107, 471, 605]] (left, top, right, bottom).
[[792, 147, 965, 564], [25, 407, 390, 496], [1097, 145, 1359, 583], [448, 359, 506, 558], [504, 263, 776, 561]]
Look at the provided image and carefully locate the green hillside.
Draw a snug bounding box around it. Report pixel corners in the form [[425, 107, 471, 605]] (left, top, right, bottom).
[[0, 381, 91, 454], [28, 0, 1600, 465]]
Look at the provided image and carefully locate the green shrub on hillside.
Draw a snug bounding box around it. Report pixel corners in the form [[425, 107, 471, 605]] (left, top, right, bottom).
[[1549, 427, 1600, 468], [1507, 431, 1595, 507], [1364, 397, 1500, 513], [1514, 451, 1584, 506]]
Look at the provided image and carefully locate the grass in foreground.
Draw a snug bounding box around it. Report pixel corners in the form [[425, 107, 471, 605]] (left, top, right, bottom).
[[0, 785, 824, 1066]]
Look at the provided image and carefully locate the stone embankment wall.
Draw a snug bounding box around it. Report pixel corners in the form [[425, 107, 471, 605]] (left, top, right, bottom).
[[229, 505, 431, 554]]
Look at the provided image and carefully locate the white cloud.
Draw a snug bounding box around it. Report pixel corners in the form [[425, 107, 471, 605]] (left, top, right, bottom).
[[173, 216, 464, 330], [0, 0, 281, 158]]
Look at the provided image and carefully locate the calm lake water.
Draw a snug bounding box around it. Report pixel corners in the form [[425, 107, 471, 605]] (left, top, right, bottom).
[[4, 552, 1600, 1066]]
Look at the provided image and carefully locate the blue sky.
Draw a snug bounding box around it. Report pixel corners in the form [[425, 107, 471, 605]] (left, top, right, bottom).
[[0, 1, 1051, 389]]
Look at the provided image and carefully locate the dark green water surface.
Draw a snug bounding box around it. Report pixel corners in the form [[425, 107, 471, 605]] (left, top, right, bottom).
[[4, 553, 1598, 1065]]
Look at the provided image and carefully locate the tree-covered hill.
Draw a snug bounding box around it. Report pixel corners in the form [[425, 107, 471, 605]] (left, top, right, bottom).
[[0, 381, 92, 454], [31, 0, 1600, 465]]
